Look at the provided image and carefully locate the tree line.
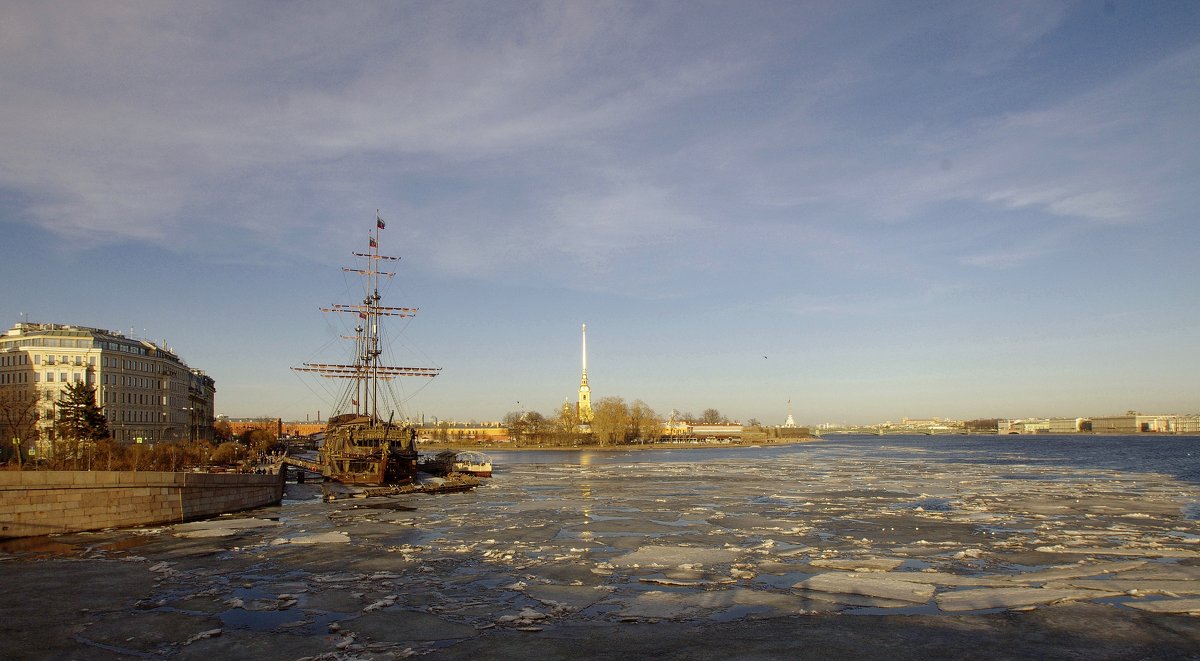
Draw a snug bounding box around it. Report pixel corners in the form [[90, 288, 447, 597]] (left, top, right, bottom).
[[0, 383, 277, 471], [502, 397, 744, 446]]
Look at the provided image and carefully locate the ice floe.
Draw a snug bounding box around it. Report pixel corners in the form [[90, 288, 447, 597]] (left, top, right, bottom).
[[936, 586, 1123, 612], [794, 572, 936, 604], [609, 545, 739, 568], [69, 439, 1200, 636], [270, 531, 350, 545], [172, 517, 283, 538], [809, 557, 905, 572], [1121, 597, 1200, 614]]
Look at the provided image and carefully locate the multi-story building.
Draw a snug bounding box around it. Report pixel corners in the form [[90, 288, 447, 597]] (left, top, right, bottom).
[[0, 322, 215, 448], [1047, 418, 1085, 433], [1090, 412, 1180, 434]]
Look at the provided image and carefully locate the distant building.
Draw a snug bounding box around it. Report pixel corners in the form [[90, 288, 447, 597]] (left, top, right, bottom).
[[662, 415, 689, 438], [0, 322, 215, 448], [281, 421, 326, 437], [224, 417, 283, 438], [1047, 418, 1085, 433], [997, 418, 1080, 434], [1175, 416, 1200, 433], [783, 400, 797, 428], [1092, 412, 1183, 434], [415, 421, 510, 443], [899, 417, 961, 433]]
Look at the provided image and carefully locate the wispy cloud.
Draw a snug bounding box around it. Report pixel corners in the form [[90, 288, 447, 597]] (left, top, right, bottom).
[[2, 2, 1197, 284], [0, 3, 749, 247]]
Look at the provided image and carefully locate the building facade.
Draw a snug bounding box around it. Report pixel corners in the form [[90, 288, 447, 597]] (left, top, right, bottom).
[[1091, 413, 1196, 434], [0, 323, 215, 449], [224, 417, 283, 438], [282, 421, 327, 437]]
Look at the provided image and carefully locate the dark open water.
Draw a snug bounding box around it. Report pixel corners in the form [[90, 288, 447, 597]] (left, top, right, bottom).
[[491, 434, 1200, 484]]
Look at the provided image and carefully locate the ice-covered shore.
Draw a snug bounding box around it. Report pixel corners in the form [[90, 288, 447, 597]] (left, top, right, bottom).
[[2, 439, 1198, 658]]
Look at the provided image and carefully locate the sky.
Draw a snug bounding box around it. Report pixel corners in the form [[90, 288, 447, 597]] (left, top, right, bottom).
[[2, 1, 1198, 426]]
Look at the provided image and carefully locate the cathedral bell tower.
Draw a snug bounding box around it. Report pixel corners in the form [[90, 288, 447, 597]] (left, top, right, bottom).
[[577, 323, 594, 424]]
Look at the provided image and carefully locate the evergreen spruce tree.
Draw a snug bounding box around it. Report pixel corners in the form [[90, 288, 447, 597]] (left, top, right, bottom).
[[56, 382, 110, 443]]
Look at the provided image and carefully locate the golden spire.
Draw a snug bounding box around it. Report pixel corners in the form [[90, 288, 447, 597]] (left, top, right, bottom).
[[577, 323, 593, 423]]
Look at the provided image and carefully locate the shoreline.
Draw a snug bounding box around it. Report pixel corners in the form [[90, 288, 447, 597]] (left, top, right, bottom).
[[416, 431, 1200, 453], [417, 436, 822, 452]]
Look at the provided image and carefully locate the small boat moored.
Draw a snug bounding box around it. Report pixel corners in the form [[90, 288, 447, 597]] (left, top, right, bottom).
[[451, 451, 493, 478], [420, 450, 494, 478]]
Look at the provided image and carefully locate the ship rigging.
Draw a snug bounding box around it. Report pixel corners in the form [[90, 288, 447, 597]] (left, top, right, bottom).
[[289, 212, 441, 485]]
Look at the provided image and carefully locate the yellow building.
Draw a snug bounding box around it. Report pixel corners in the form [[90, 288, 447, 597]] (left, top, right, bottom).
[[225, 417, 283, 438], [0, 322, 215, 448], [282, 421, 327, 437]]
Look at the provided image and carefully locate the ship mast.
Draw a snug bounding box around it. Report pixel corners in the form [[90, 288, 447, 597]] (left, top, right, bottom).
[[293, 211, 440, 421]]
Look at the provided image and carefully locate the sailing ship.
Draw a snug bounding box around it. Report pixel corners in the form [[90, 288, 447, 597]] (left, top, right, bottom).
[[290, 212, 440, 486]]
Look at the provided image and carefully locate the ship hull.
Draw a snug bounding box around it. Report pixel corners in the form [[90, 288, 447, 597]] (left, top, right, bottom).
[[318, 416, 419, 486]]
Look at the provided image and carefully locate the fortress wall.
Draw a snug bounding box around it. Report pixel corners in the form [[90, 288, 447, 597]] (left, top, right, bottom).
[[0, 469, 285, 538]]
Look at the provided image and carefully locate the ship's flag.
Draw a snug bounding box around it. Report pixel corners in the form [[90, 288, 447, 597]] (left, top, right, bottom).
[[377, 215, 386, 230], [369, 237, 377, 248], [359, 311, 367, 319]]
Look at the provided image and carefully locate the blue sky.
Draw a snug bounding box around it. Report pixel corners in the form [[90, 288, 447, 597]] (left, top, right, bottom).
[[2, 1, 1198, 425]]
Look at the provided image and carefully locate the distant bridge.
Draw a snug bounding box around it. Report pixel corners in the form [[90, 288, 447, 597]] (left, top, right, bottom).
[[815, 429, 998, 436]]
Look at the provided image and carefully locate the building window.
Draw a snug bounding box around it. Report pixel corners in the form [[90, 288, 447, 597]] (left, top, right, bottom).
[[46, 372, 53, 382]]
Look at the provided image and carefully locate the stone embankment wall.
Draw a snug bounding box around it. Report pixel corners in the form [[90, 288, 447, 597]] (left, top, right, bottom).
[[0, 469, 285, 539]]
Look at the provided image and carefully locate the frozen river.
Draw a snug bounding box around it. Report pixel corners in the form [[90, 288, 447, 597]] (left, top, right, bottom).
[[3, 435, 1199, 659]]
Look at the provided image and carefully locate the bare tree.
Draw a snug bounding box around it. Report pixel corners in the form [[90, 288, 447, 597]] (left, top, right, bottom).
[[701, 408, 724, 424], [524, 411, 549, 444], [244, 428, 277, 461], [591, 396, 630, 446], [628, 400, 663, 443], [0, 388, 40, 467], [211, 442, 245, 465], [212, 419, 233, 443], [503, 411, 528, 443]]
